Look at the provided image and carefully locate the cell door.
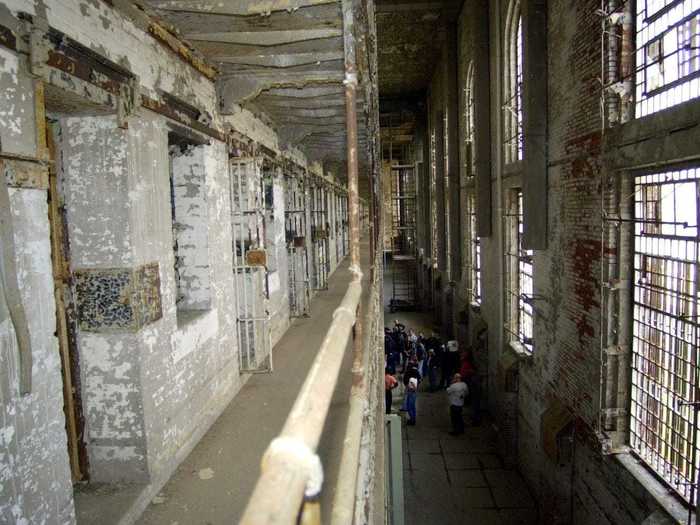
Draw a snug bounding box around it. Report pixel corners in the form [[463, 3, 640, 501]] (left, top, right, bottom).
[[47, 120, 88, 481], [285, 172, 310, 317], [230, 158, 272, 373]]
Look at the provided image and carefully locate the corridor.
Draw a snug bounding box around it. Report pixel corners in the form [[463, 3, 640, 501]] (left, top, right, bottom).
[[384, 311, 538, 524], [98, 240, 368, 525], [3, 0, 700, 523]]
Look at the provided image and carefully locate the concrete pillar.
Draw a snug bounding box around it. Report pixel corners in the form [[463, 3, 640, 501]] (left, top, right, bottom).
[[59, 115, 151, 483]]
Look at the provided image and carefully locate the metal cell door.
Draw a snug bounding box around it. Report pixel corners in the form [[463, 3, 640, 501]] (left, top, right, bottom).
[[230, 157, 272, 373]]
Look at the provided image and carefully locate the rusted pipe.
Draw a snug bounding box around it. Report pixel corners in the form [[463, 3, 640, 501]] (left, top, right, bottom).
[[343, 0, 361, 274], [606, 0, 620, 124], [330, 1, 366, 523], [619, 0, 634, 123]]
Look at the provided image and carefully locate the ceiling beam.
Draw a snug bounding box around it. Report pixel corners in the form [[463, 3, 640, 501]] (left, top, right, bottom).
[[146, 0, 338, 16], [184, 28, 342, 46], [146, 4, 341, 33], [218, 74, 343, 107], [217, 51, 344, 68]]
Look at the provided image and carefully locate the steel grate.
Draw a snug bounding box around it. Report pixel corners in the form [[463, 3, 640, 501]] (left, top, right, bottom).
[[626, 0, 700, 118], [506, 190, 533, 352], [631, 166, 700, 504]]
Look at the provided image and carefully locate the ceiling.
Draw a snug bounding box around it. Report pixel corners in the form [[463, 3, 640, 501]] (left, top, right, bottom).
[[375, 0, 462, 98], [140, 0, 372, 172]]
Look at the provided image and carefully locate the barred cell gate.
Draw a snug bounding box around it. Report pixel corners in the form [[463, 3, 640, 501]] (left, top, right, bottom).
[[311, 181, 330, 290], [340, 193, 349, 257], [285, 167, 311, 318], [230, 157, 273, 373], [389, 164, 418, 312]]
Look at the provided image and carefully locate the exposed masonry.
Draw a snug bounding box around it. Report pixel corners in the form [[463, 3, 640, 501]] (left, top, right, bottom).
[[412, 0, 697, 524], [0, 2, 351, 524], [170, 145, 211, 313]]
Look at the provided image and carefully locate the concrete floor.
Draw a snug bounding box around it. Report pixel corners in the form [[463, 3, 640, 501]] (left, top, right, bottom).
[[124, 240, 371, 525], [384, 280, 539, 525]]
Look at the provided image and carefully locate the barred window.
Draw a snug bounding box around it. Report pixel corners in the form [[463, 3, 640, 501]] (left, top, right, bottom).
[[636, 0, 700, 117], [466, 192, 482, 305], [631, 166, 700, 504], [465, 61, 476, 177], [430, 130, 438, 268], [503, 0, 523, 164], [506, 190, 533, 352]]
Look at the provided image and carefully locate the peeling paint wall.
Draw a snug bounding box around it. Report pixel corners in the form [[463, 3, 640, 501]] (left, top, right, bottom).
[[0, 1, 352, 523], [0, 4, 74, 522], [0, 189, 75, 524], [171, 146, 211, 312]]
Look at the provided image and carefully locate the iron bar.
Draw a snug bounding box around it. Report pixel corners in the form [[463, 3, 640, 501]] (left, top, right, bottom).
[[330, 1, 366, 523]]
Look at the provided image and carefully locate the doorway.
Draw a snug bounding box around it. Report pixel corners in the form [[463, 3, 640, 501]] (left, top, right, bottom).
[[46, 119, 88, 482]]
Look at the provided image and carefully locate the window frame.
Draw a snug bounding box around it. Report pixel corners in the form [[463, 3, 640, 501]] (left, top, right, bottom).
[[503, 0, 523, 165], [627, 164, 700, 506], [634, 0, 700, 118], [505, 189, 534, 353]]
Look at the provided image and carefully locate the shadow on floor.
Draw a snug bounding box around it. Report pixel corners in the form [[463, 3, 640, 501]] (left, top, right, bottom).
[[396, 388, 539, 525], [383, 307, 539, 525]]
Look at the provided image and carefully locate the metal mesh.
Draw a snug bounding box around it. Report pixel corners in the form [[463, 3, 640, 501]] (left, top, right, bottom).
[[285, 172, 310, 318], [632, 0, 700, 118], [503, 10, 523, 164], [230, 158, 272, 372], [466, 192, 482, 305], [631, 166, 700, 503], [506, 191, 533, 351]]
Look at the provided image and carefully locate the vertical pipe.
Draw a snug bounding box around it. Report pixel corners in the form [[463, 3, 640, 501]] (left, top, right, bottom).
[[344, 0, 361, 274], [331, 1, 365, 523], [606, 0, 620, 125], [619, 0, 634, 123], [616, 172, 633, 437]]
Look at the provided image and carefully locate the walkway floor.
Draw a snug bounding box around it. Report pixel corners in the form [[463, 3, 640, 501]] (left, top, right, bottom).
[[384, 309, 539, 525], [131, 240, 371, 525]]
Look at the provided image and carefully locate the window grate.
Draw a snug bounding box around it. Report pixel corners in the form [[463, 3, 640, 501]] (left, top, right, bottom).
[[503, 8, 523, 164], [506, 190, 533, 351], [466, 192, 482, 305], [631, 166, 700, 504], [635, 0, 700, 117], [465, 61, 476, 177]]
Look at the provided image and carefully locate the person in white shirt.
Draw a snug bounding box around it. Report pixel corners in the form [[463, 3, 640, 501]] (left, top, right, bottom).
[[446, 373, 468, 435]]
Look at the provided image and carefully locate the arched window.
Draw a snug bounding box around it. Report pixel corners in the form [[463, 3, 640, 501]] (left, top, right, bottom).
[[503, 0, 523, 164], [465, 61, 476, 176], [464, 61, 481, 304]]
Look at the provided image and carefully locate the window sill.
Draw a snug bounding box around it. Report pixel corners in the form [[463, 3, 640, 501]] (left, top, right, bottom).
[[176, 308, 211, 329], [507, 339, 533, 361], [614, 452, 692, 524]]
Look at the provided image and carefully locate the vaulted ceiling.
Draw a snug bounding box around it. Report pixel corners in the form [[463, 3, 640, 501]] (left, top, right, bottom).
[[140, 0, 373, 174]]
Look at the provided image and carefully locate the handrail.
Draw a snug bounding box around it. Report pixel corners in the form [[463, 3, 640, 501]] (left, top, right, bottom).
[[331, 275, 376, 524], [239, 274, 363, 524], [240, 0, 366, 522]]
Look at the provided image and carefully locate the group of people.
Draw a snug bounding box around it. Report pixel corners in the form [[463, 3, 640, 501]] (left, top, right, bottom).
[[384, 320, 481, 434]]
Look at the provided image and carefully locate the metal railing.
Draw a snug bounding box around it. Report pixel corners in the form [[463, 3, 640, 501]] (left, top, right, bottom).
[[239, 0, 380, 522]]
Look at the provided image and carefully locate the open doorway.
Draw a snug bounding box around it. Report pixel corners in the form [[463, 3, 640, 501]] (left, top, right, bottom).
[[46, 117, 89, 482]]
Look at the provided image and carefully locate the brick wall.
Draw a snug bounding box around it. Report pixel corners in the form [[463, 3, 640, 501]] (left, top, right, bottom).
[[415, 0, 686, 522]]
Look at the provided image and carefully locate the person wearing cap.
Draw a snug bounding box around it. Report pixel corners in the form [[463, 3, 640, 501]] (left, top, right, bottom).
[[446, 373, 468, 435]]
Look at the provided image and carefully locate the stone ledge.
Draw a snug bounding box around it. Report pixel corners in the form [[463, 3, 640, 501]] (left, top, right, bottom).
[[615, 452, 691, 524]]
